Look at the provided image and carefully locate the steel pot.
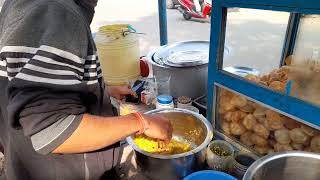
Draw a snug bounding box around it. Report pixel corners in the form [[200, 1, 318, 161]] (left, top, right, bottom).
[[147, 41, 209, 99], [243, 151, 320, 180], [148, 41, 230, 99], [126, 108, 213, 180]]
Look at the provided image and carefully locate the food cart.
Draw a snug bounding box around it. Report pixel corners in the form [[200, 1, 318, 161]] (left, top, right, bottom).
[[159, 0, 320, 155], [119, 0, 320, 179], [206, 0, 320, 156]]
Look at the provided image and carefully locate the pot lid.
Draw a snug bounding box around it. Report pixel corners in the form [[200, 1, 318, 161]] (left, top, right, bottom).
[[153, 41, 210, 67], [157, 95, 173, 104], [165, 50, 209, 67]]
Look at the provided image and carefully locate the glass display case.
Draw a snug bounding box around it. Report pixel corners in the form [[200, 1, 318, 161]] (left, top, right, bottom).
[[223, 9, 290, 74], [216, 87, 320, 155], [208, 0, 320, 156]]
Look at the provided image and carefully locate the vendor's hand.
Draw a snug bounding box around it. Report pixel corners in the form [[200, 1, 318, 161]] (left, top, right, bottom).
[[143, 114, 173, 142], [106, 85, 137, 100]]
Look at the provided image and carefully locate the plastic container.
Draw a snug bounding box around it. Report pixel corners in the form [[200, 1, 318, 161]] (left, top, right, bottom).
[[229, 153, 257, 179], [184, 170, 237, 180], [177, 96, 192, 108], [95, 24, 140, 85], [156, 95, 174, 109], [206, 140, 235, 171]]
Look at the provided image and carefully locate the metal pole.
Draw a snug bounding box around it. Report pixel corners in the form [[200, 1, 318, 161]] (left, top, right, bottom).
[[280, 13, 301, 66], [158, 0, 168, 45]]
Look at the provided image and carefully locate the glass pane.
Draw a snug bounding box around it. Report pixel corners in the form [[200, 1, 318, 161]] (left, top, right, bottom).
[[216, 87, 320, 155], [223, 8, 290, 75], [287, 15, 320, 105], [294, 15, 320, 60], [221, 10, 320, 106]]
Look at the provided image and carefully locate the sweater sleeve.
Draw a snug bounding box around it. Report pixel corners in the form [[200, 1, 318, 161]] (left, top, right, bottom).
[[0, 2, 94, 154]]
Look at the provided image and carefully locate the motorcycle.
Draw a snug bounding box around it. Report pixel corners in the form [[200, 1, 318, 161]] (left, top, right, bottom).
[[176, 0, 212, 20]]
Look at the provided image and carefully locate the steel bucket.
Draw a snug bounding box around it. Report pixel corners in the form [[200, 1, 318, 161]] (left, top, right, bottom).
[[243, 151, 320, 180], [126, 108, 213, 180]]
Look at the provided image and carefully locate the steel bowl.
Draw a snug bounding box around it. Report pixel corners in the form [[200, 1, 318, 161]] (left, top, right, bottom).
[[126, 108, 213, 180], [243, 151, 320, 180]]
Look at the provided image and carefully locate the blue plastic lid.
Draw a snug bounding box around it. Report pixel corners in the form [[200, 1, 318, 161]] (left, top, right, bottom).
[[157, 95, 173, 104], [184, 170, 237, 180]]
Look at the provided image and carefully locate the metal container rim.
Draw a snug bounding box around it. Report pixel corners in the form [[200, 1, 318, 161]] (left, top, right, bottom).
[[243, 151, 320, 179], [207, 140, 235, 156], [147, 41, 210, 69], [126, 108, 214, 159], [146, 41, 230, 69]]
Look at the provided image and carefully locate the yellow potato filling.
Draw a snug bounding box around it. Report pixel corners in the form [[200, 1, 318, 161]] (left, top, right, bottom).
[[134, 135, 192, 155]]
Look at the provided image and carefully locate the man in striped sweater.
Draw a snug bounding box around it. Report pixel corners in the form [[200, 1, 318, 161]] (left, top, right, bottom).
[[0, 0, 172, 179]]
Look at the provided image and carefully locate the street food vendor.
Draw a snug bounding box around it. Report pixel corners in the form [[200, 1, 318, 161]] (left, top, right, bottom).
[[0, 0, 173, 179]]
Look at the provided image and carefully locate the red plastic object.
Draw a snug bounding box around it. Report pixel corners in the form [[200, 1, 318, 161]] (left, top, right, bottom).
[[140, 57, 149, 77], [177, 0, 211, 20]]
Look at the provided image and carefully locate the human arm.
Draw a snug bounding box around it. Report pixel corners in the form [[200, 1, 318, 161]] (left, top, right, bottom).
[[106, 85, 137, 100], [53, 113, 172, 154]]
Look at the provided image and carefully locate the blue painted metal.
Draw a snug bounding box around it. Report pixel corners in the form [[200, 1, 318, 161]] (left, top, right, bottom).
[[158, 0, 168, 45], [221, 2, 320, 14], [223, 0, 320, 10], [128, 25, 137, 33], [287, 14, 301, 56], [280, 13, 301, 66], [286, 80, 292, 96], [207, 1, 224, 122], [207, 0, 320, 129]]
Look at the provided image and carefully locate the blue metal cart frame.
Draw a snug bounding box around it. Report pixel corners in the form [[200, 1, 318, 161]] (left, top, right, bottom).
[[207, 0, 320, 131], [158, 0, 168, 45], [157, 0, 320, 134]]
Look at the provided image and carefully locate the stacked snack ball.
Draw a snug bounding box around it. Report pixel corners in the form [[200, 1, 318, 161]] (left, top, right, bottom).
[[240, 132, 254, 146], [242, 114, 257, 130], [218, 67, 320, 155], [311, 136, 320, 153], [274, 129, 291, 145]]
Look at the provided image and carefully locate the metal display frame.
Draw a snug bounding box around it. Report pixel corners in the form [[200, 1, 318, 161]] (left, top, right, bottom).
[[207, 0, 320, 130], [156, 0, 320, 152]]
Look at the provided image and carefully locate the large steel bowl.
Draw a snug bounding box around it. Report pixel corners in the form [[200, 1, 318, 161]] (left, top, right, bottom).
[[126, 108, 213, 180], [243, 151, 320, 180]]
